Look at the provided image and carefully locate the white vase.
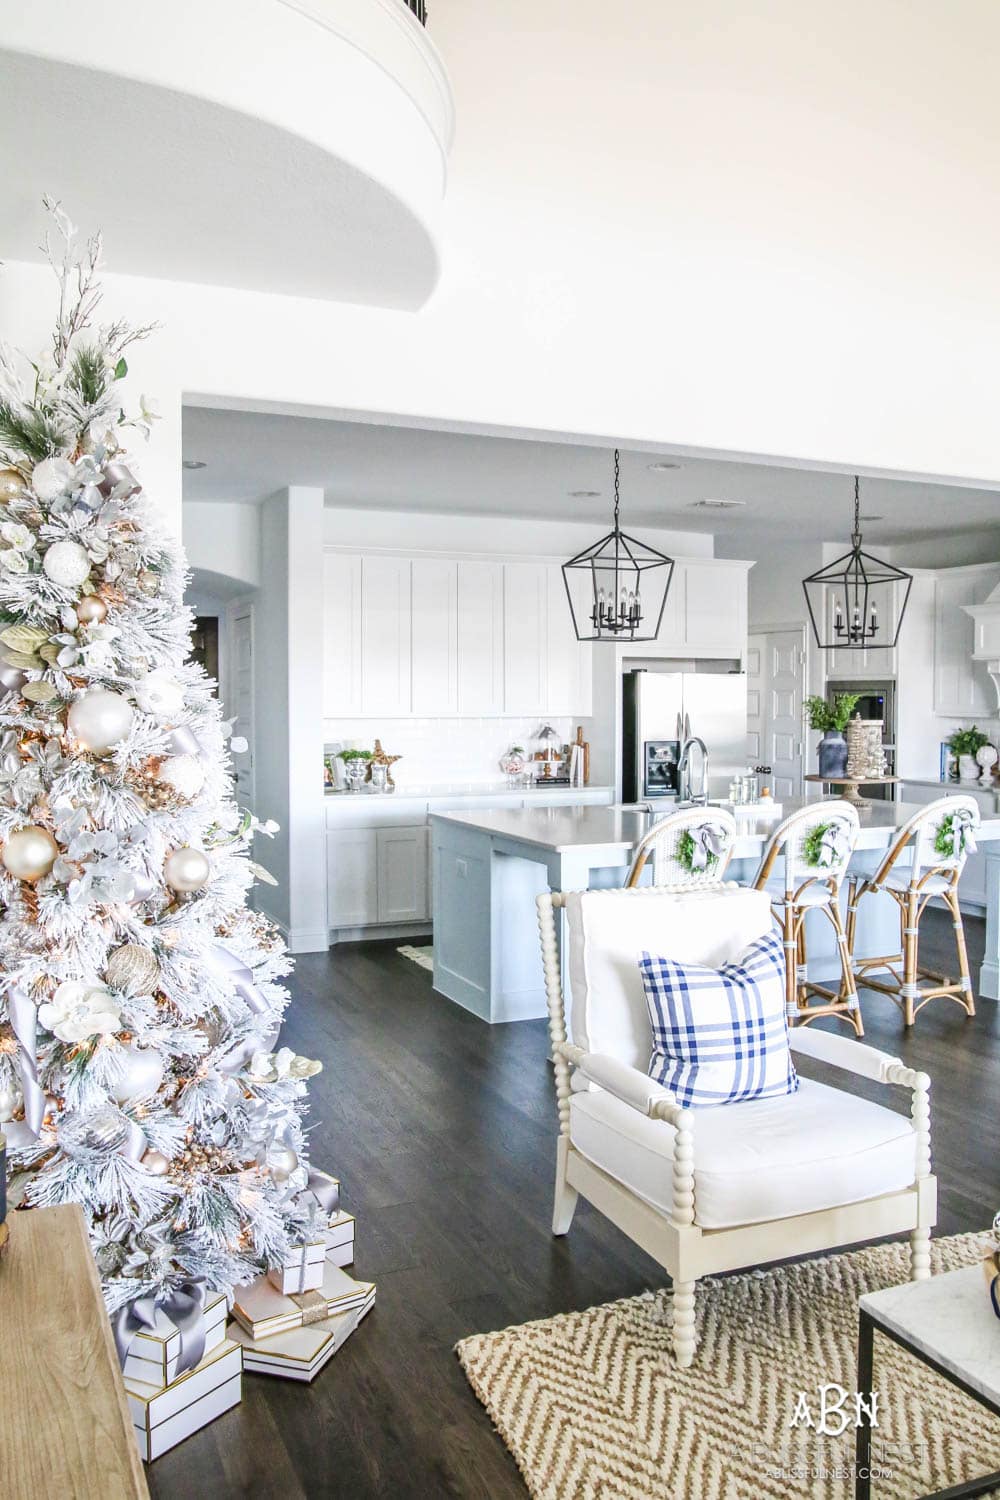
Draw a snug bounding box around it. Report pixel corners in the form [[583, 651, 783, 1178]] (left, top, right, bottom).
[[958, 754, 979, 781]]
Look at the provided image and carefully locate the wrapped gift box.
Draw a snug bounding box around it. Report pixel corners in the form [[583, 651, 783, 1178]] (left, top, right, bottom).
[[267, 1238, 325, 1295], [125, 1338, 242, 1462], [303, 1169, 340, 1217], [232, 1262, 374, 1342], [229, 1283, 375, 1382], [323, 1211, 355, 1267], [123, 1291, 228, 1389]]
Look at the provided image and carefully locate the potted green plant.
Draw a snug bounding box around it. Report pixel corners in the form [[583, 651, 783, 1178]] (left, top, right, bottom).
[[804, 692, 861, 779], [948, 726, 991, 783], [340, 747, 373, 792]]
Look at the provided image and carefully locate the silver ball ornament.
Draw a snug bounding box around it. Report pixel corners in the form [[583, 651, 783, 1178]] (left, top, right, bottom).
[[0, 1082, 22, 1121], [109, 1043, 165, 1104], [67, 688, 134, 753], [0, 467, 27, 502], [105, 943, 160, 996], [268, 1146, 299, 1184], [142, 1149, 170, 1176], [42, 538, 91, 588], [76, 594, 108, 626], [58, 1107, 130, 1164], [2, 825, 58, 882], [164, 846, 210, 893], [137, 570, 160, 598]]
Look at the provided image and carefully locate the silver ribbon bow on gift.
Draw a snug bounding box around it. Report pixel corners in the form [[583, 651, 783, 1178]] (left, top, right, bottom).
[[300, 1167, 340, 1217], [6, 985, 46, 1137], [112, 1278, 209, 1377], [687, 822, 729, 872], [814, 822, 850, 869], [944, 807, 978, 859]]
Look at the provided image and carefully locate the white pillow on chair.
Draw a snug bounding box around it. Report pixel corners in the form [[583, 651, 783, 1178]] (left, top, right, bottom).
[[565, 887, 773, 1072]]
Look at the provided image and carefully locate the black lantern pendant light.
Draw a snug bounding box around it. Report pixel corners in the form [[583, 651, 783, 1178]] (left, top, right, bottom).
[[802, 475, 912, 650], [561, 450, 674, 642]]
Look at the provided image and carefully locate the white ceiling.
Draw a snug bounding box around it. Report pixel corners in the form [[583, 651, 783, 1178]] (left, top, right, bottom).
[[182, 404, 1000, 546]]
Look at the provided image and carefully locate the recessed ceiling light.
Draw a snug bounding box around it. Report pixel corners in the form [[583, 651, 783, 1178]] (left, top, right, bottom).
[[648, 460, 682, 471], [568, 489, 601, 497], [183, 459, 207, 471], [692, 497, 746, 510]]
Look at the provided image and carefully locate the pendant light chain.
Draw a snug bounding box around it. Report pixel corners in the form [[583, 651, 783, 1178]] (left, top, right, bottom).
[[613, 448, 621, 529], [852, 474, 861, 546]]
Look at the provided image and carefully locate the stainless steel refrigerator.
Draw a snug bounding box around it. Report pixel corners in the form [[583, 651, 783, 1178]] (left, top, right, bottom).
[[621, 668, 749, 803]]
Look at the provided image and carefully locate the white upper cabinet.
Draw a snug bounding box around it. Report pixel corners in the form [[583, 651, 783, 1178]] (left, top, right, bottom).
[[456, 560, 504, 715], [361, 555, 412, 716], [933, 566, 1000, 717], [323, 552, 363, 715], [545, 564, 592, 717], [649, 559, 750, 656], [820, 581, 897, 679], [503, 562, 548, 714], [411, 558, 458, 714]]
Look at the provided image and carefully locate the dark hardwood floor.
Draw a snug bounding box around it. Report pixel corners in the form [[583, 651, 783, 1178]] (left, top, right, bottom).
[[148, 910, 999, 1500]]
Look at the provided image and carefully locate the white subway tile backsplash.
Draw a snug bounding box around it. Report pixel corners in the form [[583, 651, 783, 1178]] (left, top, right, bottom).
[[324, 717, 581, 790]]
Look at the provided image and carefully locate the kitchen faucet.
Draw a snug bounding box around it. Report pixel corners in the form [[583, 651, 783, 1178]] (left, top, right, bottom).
[[678, 735, 709, 805]]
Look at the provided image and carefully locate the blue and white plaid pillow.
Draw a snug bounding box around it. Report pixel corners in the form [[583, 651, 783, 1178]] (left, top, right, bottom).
[[638, 932, 797, 1108]]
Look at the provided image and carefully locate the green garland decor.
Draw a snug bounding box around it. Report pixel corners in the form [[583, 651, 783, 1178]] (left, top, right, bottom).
[[677, 829, 718, 874], [934, 812, 969, 859], [802, 823, 832, 868]]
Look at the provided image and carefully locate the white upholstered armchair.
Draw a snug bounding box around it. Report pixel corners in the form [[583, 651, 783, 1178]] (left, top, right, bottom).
[[537, 885, 936, 1367]]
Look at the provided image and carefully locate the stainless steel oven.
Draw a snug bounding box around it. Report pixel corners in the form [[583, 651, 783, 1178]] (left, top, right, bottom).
[[826, 679, 896, 799]]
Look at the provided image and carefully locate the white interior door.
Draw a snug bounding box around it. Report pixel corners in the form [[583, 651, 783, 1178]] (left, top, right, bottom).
[[230, 602, 255, 812], [764, 628, 805, 798], [746, 637, 764, 763]]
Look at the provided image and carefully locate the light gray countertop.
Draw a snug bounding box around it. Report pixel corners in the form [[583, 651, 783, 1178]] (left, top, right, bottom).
[[432, 796, 1000, 856]]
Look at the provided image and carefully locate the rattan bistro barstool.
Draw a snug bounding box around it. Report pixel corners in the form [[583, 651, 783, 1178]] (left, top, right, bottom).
[[846, 794, 980, 1028], [625, 805, 738, 889], [751, 801, 863, 1034]]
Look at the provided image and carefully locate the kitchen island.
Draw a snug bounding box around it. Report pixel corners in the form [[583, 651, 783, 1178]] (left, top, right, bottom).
[[430, 798, 1000, 1023]]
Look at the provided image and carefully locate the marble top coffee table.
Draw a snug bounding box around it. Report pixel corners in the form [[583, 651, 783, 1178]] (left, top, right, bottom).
[[856, 1265, 1000, 1499]]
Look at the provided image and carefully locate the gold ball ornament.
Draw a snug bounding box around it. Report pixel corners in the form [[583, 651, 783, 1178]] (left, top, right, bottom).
[[142, 1149, 171, 1176], [164, 846, 210, 894], [2, 825, 58, 882], [0, 468, 27, 502], [105, 943, 161, 996], [137, 570, 160, 598], [76, 594, 108, 626], [268, 1146, 299, 1184], [67, 688, 134, 753]]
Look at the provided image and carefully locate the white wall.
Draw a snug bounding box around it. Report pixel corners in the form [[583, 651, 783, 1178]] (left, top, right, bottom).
[[322, 506, 713, 559], [184, 501, 262, 590], [5, 3, 1000, 541], [326, 716, 584, 790]]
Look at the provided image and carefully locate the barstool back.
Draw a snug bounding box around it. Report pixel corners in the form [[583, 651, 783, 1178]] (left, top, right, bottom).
[[753, 800, 861, 897], [869, 794, 980, 893], [625, 805, 738, 889]]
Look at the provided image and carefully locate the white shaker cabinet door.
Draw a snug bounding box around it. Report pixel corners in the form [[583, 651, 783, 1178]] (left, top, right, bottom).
[[360, 555, 412, 716], [323, 553, 363, 717], [545, 564, 592, 715], [376, 825, 430, 923], [683, 561, 747, 651], [933, 569, 1000, 717], [327, 828, 378, 928], [456, 560, 504, 715], [503, 562, 548, 714], [411, 558, 458, 714]]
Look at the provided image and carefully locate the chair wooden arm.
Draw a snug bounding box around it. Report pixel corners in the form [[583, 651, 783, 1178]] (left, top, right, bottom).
[[554, 1043, 696, 1227], [787, 1026, 927, 1090]]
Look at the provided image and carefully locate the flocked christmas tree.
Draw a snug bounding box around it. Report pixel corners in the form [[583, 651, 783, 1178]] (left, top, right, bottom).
[[0, 203, 326, 1323]]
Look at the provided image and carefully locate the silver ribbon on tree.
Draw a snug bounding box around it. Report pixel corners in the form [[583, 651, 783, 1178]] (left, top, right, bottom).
[[168, 725, 205, 760], [814, 822, 851, 869], [112, 1279, 209, 1377], [6, 985, 45, 1136], [100, 461, 141, 499], [944, 807, 978, 859], [687, 822, 729, 872], [0, 660, 27, 696], [206, 943, 269, 1017]]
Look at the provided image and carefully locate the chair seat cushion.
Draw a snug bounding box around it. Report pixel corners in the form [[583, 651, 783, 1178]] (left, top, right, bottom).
[[639, 931, 797, 1107], [879, 871, 952, 896], [762, 877, 834, 908], [568, 1077, 917, 1230]]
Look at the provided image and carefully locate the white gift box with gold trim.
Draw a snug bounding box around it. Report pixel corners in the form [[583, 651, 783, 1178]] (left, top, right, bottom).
[[233, 1262, 374, 1341], [229, 1285, 374, 1382], [125, 1338, 242, 1462], [267, 1238, 325, 1295], [122, 1291, 228, 1389], [323, 1211, 355, 1267]]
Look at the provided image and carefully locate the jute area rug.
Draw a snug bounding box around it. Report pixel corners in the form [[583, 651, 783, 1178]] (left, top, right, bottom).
[[456, 1232, 1000, 1500], [397, 944, 433, 972]]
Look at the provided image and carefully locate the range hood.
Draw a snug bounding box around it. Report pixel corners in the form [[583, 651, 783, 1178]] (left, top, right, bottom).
[[964, 581, 1000, 709]]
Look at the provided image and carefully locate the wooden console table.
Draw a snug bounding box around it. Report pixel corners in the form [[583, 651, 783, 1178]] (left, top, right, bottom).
[[0, 1204, 149, 1499]]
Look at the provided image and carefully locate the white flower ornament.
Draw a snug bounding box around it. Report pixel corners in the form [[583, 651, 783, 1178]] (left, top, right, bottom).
[[38, 980, 121, 1044]]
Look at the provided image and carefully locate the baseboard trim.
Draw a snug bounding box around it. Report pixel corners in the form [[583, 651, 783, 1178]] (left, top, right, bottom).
[[329, 922, 433, 946]]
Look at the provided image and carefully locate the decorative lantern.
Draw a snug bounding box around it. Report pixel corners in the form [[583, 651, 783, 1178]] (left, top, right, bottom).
[[802, 476, 913, 650], [561, 450, 674, 643]]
